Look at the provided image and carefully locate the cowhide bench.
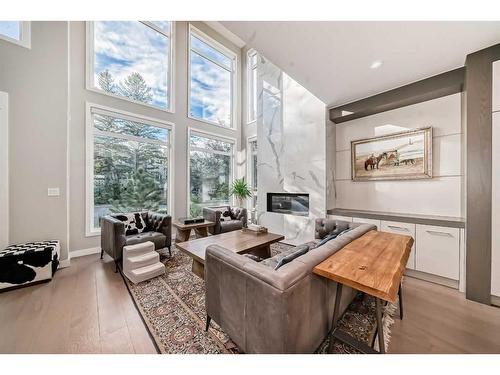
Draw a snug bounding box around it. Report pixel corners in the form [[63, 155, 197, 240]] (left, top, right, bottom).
[[0, 240, 60, 292]]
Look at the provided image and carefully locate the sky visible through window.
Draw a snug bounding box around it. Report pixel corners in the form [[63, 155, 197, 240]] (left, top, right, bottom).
[[190, 32, 233, 127], [0, 21, 20, 40], [93, 21, 170, 109]]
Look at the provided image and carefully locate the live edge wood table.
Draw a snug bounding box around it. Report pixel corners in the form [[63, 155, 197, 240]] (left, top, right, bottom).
[[172, 220, 215, 243], [313, 230, 413, 354], [176, 230, 284, 279]]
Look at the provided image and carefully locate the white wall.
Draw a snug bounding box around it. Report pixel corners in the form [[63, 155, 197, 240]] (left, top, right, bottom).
[[491, 60, 500, 298], [332, 93, 463, 217], [0, 22, 70, 260], [0, 92, 8, 249]]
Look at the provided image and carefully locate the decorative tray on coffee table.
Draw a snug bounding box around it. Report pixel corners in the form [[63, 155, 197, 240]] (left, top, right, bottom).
[[241, 227, 268, 235]]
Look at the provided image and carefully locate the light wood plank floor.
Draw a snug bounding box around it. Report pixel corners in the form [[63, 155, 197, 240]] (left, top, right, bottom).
[[0, 254, 156, 354], [1, 254, 499, 354]]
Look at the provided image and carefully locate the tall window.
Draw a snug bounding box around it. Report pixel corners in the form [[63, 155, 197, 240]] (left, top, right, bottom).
[[87, 21, 173, 111], [0, 21, 30, 48], [247, 49, 258, 123], [189, 25, 236, 128], [248, 138, 258, 210], [189, 131, 234, 216], [87, 105, 171, 235]]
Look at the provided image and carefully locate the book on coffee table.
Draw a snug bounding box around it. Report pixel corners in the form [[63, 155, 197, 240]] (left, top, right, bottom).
[[178, 217, 205, 225]]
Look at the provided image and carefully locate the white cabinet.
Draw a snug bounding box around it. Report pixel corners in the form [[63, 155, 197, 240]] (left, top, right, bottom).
[[353, 217, 380, 230], [381, 220, 416, 269], [327, 215, 352, 222], [416, 224, 460, 280]]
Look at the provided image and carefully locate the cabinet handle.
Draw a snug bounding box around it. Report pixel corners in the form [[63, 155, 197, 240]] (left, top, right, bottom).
[[388, 225, 409, 232], [426, 230, 453, 237]]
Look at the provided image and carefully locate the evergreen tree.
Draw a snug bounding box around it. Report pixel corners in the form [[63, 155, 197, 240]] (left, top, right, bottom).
[[119, 72, 153, 104], [110, 168, 162, 213], [98, 70, 116, 94]]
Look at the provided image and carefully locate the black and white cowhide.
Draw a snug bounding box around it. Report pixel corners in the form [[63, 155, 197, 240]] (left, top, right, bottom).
[[0, 240, 60, 290], [115, 213, 147, 236]]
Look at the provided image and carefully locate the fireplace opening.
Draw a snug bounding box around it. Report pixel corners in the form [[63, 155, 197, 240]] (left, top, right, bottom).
[[267, 193, 309, 216]]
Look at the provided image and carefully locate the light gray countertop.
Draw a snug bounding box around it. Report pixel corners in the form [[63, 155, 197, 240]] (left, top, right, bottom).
[[326, 208, 465, 228]]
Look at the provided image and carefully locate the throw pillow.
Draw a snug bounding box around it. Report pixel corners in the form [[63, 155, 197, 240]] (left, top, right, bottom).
[[115, 213, 146, 236], [274, 244, 310, 270], [316, 227, 352, 247]]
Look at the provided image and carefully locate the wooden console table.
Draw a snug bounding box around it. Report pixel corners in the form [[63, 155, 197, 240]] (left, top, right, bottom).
[[313, 230, 413, 353], [172, 220, 215, 243]]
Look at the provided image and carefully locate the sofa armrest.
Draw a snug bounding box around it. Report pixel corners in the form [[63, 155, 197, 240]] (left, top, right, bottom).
[[100, 216, 126, 261], [203, 207, 221, 234]]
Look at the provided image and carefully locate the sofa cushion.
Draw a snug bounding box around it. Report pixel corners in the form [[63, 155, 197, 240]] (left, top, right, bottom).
[[115, 213, 147, 236], [260, 244, 310, 270], [220, 220, 243, 233], [125, 231, 166, 250]]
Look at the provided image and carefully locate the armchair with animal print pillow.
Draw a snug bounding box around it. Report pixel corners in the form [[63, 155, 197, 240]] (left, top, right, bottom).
[[100, 211, 172, 271]]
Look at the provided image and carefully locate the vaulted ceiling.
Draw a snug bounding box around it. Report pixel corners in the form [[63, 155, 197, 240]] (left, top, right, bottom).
[[221, 21, 500, 107]]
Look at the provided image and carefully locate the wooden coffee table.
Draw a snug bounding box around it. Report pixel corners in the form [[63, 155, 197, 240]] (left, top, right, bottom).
[[176, 230, 284, 279], [172, 220, 215, 243]]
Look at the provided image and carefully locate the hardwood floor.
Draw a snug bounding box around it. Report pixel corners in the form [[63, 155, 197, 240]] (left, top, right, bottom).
[[1, 254, 499, 354], [0, 254, 156, 354]]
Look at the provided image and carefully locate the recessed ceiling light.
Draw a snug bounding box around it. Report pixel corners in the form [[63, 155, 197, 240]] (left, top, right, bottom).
[[370, 60, 383, 69]]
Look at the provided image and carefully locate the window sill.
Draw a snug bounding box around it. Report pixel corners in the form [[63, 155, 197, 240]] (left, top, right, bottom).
[[86, 86, 175, 114], [188, 114, 236, 132], [86, 231, 101, 238]]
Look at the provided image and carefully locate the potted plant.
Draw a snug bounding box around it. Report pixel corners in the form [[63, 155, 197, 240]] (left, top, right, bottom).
[[230, 178, 252, 208]]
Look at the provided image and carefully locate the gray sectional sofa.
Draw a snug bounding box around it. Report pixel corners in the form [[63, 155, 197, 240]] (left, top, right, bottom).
[[205, 219, 376, 354]]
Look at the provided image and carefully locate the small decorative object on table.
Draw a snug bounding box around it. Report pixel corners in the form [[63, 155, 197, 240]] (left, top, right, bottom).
[[178, 217, 204, 225], [242, 224, 268, 235]]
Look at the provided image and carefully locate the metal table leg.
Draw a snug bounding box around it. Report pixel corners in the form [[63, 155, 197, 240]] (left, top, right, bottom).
[[327, 283, 343, 353], [375, 298, 385, 354], [398, 282, 404, 320]]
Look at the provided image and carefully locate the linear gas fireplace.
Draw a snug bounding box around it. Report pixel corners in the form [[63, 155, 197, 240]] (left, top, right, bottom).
[[267, 193, 310, 216]]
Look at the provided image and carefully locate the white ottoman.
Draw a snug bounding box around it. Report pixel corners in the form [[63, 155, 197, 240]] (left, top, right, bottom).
[[122, 241, 165, 284]]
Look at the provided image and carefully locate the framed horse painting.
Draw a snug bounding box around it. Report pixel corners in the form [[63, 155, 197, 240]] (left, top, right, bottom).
[[350, 127, 433, 181]]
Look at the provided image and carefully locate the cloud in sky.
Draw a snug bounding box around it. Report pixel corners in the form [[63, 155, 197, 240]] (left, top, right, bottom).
[[0, 21, 20, 40], [94, 21, 170, 109], [190, 49, 232, 127]]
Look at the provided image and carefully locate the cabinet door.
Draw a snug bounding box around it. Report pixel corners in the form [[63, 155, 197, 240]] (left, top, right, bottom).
[[381, 220, 416, 269], [327, 215, 352, 223], [416, 224, 460, 280], [352, 217, 380, 230]]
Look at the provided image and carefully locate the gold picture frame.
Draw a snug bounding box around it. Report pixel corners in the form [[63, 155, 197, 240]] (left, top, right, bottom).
[[351, 127, 433, 181]]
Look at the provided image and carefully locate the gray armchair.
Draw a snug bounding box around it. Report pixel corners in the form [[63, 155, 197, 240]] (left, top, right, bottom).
[[202, 206, 248, 235], [100, 211, 172, 272]]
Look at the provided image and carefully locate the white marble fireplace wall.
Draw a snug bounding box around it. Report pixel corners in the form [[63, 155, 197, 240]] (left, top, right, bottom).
[[256, 57, 326, 245]]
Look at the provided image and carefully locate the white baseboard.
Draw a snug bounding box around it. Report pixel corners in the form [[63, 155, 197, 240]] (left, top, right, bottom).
[[70, 246, 101, 259], [405, 269, 459, 289], [59, 258, 71, 268], [491, 295, 500, 307]]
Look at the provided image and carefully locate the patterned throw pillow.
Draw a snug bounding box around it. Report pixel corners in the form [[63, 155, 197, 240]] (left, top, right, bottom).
[[115, 213, 146, 236]]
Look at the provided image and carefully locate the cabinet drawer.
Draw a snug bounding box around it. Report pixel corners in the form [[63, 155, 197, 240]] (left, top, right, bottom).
[[353, 217, 380, 230], [381, 220, 416, 270], [416, 224, 460, 280], [327, 215, 352, 223]]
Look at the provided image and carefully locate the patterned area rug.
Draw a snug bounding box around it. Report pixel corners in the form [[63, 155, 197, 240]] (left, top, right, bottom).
[[121, 242, 398, 354]]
